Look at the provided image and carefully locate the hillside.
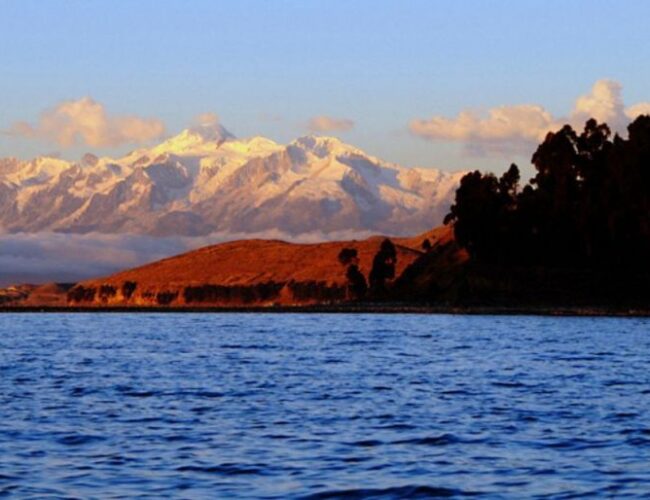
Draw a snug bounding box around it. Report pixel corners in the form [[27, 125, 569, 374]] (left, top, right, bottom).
[[6, 221, 647, 313], [65, 228, 450, 307], [0, 283, 73, 307]]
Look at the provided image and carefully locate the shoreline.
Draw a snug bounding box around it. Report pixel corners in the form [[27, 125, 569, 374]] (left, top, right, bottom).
[[1, 303, 649, 317]]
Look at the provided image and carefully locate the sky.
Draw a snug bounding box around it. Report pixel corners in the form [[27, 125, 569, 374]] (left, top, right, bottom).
[[1, 0, 650, 175]]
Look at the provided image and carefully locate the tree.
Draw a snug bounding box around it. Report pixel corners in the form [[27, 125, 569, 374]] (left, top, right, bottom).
[[345, 264, 368, 300], [338, 247, 358, 266], [444, 170, 506, 262], [369, 238, 397, 296], [337, 247, 366, 300], [528, 124, 597, 265]]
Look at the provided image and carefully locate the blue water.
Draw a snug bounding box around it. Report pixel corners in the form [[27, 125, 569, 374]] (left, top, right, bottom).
[[1, 314, 650, 498]]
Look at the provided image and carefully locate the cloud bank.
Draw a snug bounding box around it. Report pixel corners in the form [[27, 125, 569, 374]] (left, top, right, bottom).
[[307, 115, 355, 133], [410, 80, 650, 156], [9, 97, 166, 148]]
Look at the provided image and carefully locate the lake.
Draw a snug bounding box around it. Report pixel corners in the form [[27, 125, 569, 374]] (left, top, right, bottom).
[[1, 313, 649, 498]]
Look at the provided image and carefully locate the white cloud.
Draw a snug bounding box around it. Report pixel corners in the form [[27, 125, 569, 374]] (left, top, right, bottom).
[[410, 80, 650, 156], [626, 102, 650, 119], [410, 105, 556, 156], [307, 115, 355, 133], [571, 80, 628, 131], [9, 97, 166, 148]]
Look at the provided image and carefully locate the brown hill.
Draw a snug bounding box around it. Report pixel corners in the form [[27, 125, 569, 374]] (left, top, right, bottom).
[[67, 228, 454, 307], [0, 284, 35, 305], [23, 283, 75, 306], [0, 283, 74, 307]]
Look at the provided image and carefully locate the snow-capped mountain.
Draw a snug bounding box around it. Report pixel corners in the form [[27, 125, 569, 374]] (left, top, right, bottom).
[[0, 123, 464, 237]]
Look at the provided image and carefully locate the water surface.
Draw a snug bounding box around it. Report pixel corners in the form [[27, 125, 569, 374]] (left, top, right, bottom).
[[1, 313, 650, 498]]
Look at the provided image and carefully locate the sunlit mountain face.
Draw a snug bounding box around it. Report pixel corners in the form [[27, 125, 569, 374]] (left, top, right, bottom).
[[0, 122, 464, 238]]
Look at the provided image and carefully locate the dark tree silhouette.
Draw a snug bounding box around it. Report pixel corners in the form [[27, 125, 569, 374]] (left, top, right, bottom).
[[345, 264, 368, 300], [338, 247, 358, 266], [445, 115, 650, 271], [369, 238, 397, 296], [444, 165, 519, 263], [421, 238, 432, 251], [336, 247, 367, 300], [121, 281, 137, 299]]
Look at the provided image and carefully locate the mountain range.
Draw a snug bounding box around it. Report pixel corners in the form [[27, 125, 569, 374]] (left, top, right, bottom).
[[0, 123, 464, 237]]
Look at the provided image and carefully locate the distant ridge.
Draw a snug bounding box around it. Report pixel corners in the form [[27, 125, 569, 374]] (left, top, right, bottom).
[[0, 123, 464, 237]]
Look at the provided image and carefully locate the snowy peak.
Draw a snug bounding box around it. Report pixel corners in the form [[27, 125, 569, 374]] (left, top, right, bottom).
[[149, 122, 235, 157], [0, 127, 465, 237], [291, 135, 360, 158], [4, 156, 71, 186], [189, 121, 235, 142], [219, 136, 281, 157]]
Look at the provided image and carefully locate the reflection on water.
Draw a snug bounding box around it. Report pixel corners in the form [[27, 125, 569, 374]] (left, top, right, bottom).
[[1, 313, 650, 497]]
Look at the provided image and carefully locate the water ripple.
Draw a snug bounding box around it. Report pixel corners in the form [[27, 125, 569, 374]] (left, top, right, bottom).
[[1, 313, 649, 498]]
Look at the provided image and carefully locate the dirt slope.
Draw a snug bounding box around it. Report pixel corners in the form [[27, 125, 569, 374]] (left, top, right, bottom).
[[67, 230, 448, 307]]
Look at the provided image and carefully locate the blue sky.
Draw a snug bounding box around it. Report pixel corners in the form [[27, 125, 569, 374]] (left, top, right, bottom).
[[1, 0, 649, 175]]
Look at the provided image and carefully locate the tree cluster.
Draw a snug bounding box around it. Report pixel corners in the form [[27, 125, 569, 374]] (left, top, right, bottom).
[[444, 116, 650, 269], [337, 238, 397, 300], [337, 247, 367, 300]]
